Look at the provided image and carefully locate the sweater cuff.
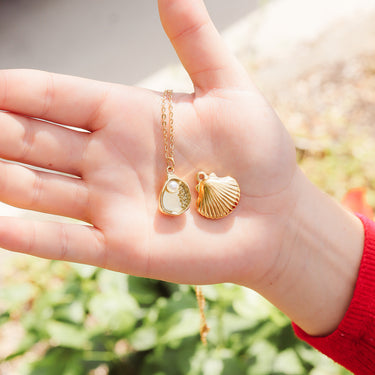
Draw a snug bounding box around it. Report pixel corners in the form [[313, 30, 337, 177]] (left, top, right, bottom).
[[293, 214, 375, 373]]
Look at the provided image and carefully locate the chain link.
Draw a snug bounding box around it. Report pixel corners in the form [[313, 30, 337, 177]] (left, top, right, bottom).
[[161, 90, 175, 174], [195, 286, 210, 345]]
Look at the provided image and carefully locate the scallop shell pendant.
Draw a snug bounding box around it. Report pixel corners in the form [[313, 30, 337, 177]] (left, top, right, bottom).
[[159, 173, 191, 216], [196, 171, 240, 219]]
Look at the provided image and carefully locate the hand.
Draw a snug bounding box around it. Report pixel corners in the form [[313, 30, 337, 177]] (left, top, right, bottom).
[[0, 0, 297, 285], [0, 0, 364, 336]]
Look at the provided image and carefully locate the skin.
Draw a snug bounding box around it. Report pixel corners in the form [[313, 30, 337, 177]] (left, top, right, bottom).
[[0, 0, 365, 337]]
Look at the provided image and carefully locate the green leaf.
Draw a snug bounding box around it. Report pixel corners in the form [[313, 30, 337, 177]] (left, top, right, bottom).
[[232, 289, 272, 322], [221, 311, 260, 337], [62, 358, 85, 375], [88, 292, 139, 333], [269, 324, 297, 352], [273, 349, 305, 374], [54, 301, 85, 324], [159, 309, 200, 343], [128, 276, 159, 305], [222, 357, 247, 375], [24, 348, 84, 375], [0, 311, 10, 325], [0, 283, 36, 309], [140, 337, 197, 375], [46, 321, 90, 350], [211, 284, 245, 306], [5, 332, 40, 361], [202, 358, 224, 375], [129, 326, 158, 351], [269, 307, 291, 328], [70, 263, 98, 279], [246, 340, 278, 375], [157, 291, 197, 321], [97, 269, 128, 294]]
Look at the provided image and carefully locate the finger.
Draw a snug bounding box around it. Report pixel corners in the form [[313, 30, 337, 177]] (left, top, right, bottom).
[[0, 161, 89, 221], [0, 112, 87, 176], [0, 218, 106, 267], [158, 0, 250, 91], [0, 69, 111, 131]]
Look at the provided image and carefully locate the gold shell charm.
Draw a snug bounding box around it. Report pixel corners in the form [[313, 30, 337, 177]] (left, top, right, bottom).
[[159, 173, 191, 216], [196, 171, 240, 219]]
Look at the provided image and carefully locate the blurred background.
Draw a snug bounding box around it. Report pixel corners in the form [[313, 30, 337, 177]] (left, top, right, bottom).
[[1, 0, 375, 374], [0, 0, 258, 84]]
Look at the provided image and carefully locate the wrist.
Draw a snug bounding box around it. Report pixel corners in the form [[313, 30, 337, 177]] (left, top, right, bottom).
[[254, 168, 364, 336]]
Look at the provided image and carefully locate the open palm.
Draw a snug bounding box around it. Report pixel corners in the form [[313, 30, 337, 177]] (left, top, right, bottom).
[[0, 0, 298, 289]]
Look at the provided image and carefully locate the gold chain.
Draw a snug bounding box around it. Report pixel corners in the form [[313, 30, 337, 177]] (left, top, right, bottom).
[[195, 286, 210, 345], [161, 90, 175, 174], [161, 90, 209, 345]]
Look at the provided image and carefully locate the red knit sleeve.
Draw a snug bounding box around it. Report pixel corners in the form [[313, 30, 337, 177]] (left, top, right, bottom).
[[293, 214, 375, 374]]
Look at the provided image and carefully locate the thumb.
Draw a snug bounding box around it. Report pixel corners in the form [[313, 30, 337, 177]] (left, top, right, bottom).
[[158, 0, 250, 92]]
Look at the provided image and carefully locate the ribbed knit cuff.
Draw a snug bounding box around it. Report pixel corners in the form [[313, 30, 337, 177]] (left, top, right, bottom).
[[293, 214, 375, 375]]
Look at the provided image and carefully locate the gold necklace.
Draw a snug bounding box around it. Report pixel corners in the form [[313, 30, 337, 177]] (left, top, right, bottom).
[[158, 90, 209, 345], [158, 90, 242, 344], [159, 90, 191, 216]]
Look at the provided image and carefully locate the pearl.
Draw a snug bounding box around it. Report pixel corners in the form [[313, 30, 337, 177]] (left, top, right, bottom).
[[167, 180, 179, 193]]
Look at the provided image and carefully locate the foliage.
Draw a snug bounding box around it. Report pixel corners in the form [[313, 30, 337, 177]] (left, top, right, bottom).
[[0, 256, 350, 375]]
